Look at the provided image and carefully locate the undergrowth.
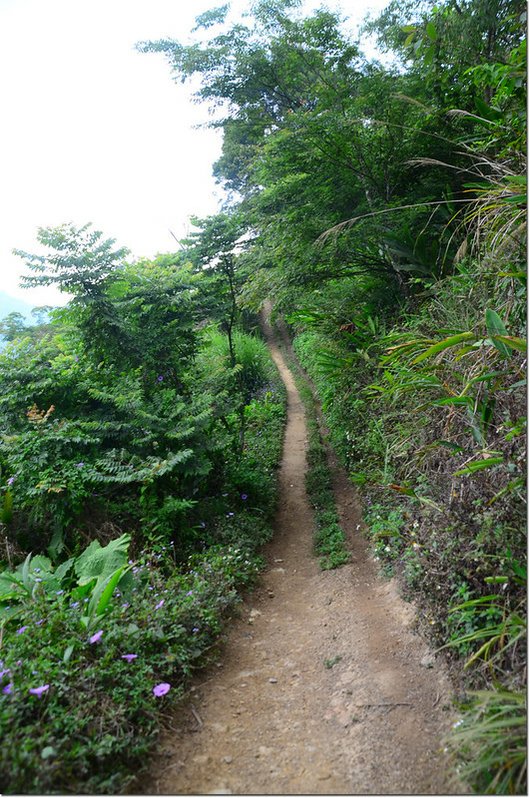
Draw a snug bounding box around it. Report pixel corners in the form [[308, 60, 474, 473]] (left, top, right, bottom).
[[276, 329, 349, 570], [289, 258, 526, 793], [0, 339, 287, 795]]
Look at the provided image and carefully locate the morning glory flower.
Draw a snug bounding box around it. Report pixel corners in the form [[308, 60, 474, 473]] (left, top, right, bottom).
[[89, 630, 103, 644], [2, 683, 14, 695], [241, 494, 248, 501], [29, 684, 50, 697], [7, 476, 15, 486], [121, 654, 138, 662], [153, 682, 170, 697], [155, 599, 165, 610], [16, 626, 28, 635]]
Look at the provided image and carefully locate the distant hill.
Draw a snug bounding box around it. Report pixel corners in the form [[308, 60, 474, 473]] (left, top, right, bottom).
[[0, 290, 35, 322]]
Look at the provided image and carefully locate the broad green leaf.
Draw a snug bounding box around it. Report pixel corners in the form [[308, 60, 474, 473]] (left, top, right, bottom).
[[461, 370, 508, 392], [412, 332, 475, 363], [425, 21, 437, 40], [490, 335, 526, 353], [87, 563, 131, 619], [432, 396, 474, 407], [448, 595, 501, 612], [55, 558, 75, 583], [485, 309, 511, 356], [454, 456, 504, 476], [75, 534, 130, 585], [431, 440, 465, 452]]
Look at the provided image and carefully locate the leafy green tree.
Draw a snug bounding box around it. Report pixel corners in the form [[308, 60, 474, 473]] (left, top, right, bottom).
[[0, 312, 27, 341], [15, 223, 131, 365]]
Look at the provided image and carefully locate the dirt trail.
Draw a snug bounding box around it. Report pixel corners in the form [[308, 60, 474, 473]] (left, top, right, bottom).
[[143, 309, 459, 795]]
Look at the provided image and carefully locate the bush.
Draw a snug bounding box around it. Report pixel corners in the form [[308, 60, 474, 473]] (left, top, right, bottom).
[[0, 543, 259, 794]]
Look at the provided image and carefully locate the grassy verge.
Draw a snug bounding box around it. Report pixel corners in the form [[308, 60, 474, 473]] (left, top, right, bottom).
[[0, 365, 286, 795], [289, 314, 526, 795], [274, 324, 349, 570]]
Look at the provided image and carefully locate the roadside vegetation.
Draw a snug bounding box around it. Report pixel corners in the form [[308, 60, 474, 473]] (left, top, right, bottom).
[[0, 227, 286, 793], [139, 0, 525, 791], [277, 333, 350, 570], [0, 0, 526, 793]]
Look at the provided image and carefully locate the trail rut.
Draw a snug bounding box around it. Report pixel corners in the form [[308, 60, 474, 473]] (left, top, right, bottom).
[[142, 310, 459, 795]]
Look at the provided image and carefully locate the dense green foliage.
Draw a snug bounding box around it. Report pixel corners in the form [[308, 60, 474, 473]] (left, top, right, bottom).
[[1, 0, 526, 793], [0, 224, 287, 793], [141, 0, 526, 791]]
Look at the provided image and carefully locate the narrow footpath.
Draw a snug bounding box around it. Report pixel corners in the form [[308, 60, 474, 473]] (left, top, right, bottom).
[[143, 310, 459, 795]]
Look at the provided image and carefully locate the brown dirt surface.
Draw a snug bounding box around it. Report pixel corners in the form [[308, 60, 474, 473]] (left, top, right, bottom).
[[140, 308, 462, 796]]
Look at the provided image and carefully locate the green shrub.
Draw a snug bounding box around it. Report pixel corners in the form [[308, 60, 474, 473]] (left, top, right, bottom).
[[0, 543, 259, 794]]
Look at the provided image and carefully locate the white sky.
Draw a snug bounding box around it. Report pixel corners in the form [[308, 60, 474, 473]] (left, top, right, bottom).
[[0, 0, 389, 308]]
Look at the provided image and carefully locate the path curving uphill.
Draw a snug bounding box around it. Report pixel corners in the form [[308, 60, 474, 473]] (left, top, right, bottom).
[[143, 305, 459, 795]]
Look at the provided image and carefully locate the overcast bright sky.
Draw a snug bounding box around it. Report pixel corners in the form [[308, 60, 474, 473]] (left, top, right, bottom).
[[0, 0, 389, 308]]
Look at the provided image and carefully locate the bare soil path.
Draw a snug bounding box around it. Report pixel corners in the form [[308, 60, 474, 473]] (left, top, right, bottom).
[[143, 310, 459, 795]]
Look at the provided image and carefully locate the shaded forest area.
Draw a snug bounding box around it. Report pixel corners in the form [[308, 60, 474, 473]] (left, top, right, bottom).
[[0, 0, 526, 793]]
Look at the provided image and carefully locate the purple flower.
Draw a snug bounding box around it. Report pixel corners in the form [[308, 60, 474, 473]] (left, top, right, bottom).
[[121, 602, 130, 610], [155, 599, 165, 610], [186, 590, 193, 597], [157, 375, 164, 382], [70, 601, 80, 609], [2, 683, 14, 695], [56, 590, 64, 595], [192, 627, 199, 633], [121, 654, 138, 662], [241, 494, 248, 501], [16, 626, 28, 635], [0, 668, 10, 678], [7, 476, 15, 486], [29, 684, 49, 697], [76, 462, 84, 468], [89, 630, 103, 644], [35, 619, 44, 626], [153, 682, 171, 697]]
